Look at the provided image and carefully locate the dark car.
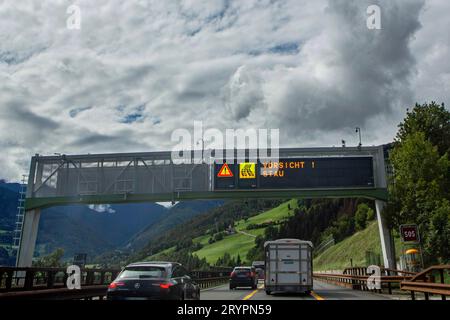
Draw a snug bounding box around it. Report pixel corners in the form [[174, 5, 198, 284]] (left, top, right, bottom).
[[229, 267, 258, 290], [106, 261, 200, 300]]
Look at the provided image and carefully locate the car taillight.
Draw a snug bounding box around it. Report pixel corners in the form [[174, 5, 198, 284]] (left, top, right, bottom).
[[230, 272, 236, 277], [160, 283, 174, 289], [251, 272, 256, 277], [108, 281, 125, 289]]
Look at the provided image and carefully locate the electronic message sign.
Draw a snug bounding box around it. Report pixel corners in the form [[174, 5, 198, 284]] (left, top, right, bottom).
[[214, 157, 374, 190]]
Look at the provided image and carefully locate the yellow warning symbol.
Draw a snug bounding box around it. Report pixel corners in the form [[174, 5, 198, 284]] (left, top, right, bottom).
[[217, 163, 233, 177], [239, 162, 256, 179]]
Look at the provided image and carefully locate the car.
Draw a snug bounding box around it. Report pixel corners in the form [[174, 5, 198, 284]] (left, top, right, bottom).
[[255, 267, 265, 280], [106, 261, 200, 300], [229, 266, 258, 290]]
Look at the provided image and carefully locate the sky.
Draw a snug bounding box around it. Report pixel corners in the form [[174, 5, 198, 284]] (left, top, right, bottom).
[[0, 0, 449, 181]]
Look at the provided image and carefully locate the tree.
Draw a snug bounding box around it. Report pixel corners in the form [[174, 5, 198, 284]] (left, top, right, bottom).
[[34, 248, 65, 267], [395, 102, 450, 156], [355, 204, 368, 230], [424, 200, 450, 264], [236, 254, 242, 266], [388, 132, 449, 224], [366, 206, 375, 221], [354, 203, 375, 230], [0, 247, 9, 264], [386, 131, 450, 263]]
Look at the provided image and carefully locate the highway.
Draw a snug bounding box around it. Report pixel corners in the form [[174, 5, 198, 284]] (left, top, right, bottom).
[[201, 280, 391, 300]]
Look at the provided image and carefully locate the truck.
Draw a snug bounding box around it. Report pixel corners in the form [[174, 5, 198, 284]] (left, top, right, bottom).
[[264, 239, 313, 295]]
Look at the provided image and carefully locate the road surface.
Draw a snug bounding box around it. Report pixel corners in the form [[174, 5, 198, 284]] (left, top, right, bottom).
[[201, 280, 391, 300]]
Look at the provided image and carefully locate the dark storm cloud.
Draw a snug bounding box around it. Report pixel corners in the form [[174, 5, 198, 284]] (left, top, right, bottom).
[[67, 129, 150, 152], [2, 100, 60, 130], [0, 0, 448, 181], [263, 0, 425, 135]]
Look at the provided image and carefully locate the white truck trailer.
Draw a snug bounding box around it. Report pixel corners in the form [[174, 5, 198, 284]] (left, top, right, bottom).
[[264, 239, 313, 294]]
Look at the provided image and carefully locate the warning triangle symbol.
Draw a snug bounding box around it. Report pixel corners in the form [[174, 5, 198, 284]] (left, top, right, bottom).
[[217, 163, 233, 177]]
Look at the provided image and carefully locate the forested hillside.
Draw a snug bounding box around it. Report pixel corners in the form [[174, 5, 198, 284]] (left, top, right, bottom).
[[122, 198, 375, 270]]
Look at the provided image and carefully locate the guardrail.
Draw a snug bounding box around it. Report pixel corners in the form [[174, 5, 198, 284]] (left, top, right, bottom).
[[0, 267, 231, 300], [315, 265, 450, 299], [400, 265, 450, 300], [0, 267, 119, 292], [314, 272, 413, 295]]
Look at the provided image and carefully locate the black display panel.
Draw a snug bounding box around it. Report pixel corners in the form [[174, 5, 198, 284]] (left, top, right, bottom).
[[214, 162, 237, 189], [258, 157, 374, 189], [214, 157, 374, 190]]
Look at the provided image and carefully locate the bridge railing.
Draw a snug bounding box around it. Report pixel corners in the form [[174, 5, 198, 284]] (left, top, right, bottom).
[[314, 265, 450, 299], [314, 267, 416, 295], [400, 264, 450, 300], [0, 267, 231, 300], [0, 267, 120, 292]]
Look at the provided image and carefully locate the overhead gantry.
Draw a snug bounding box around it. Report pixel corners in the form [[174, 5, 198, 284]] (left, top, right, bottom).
[[17, 146, 395, 269]]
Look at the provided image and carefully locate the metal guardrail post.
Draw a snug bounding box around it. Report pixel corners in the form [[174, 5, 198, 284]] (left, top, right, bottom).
[[439, 269, 446, 301], [47, 271, 55, 289], [86, 271, 94, 286], [5, 271, 13, 290]]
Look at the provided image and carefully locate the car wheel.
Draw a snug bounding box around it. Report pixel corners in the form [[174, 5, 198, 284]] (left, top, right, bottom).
[[252, 285, 257, 290], [265, 290, 271, 295]]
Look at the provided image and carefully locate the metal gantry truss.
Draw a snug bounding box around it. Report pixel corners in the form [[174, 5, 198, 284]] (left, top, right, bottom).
[[12, 175, 27, 249], [23, 146, 389, 211], [27, 151, 210, 200]]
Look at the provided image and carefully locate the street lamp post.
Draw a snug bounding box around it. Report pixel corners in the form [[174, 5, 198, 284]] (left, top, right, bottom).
[[196, 138, 204, 163], [355, 127, 362, 149]]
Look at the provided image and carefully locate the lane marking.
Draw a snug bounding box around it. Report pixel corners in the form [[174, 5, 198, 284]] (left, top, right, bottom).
[[243, 289, 259, 300], [242, 284, 263, 300], [310, 291, 325, 300]]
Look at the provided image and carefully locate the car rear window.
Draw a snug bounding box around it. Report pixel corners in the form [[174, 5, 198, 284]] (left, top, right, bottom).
[[119, 266, 166, 279], [234, 268, 251, 273]]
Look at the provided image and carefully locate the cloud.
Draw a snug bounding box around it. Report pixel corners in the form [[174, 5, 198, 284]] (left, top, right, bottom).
[[0, 0, 448, 181], [88, 204, 115, 213]]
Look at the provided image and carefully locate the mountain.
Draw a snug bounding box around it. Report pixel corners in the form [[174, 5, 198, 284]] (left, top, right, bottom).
[[131, 198, 376, 269], [0, 181, 224, 264], [35, 203, 168, 259], [0, 182, 22, 265], [129, 199, 285, 264], [125, 200, 224, 250], [0, 182, 20, 232]]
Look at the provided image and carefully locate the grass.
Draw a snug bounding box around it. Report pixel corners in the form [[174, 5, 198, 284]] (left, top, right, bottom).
[[144, 246, 177, 261], [313, 221, 402, 271], [235, 199, 297, 231], [193, 234, 211, 246], [193, 229, 265, 264], [192, 200, 296, 264]]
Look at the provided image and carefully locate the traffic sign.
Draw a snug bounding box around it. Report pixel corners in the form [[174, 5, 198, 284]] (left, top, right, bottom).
[[217, 163, 233, 177], [213, 156, 375, 190], [258, 157, 374, 189], [400, 224, 420, 243], [239, 162, 256, 179]]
